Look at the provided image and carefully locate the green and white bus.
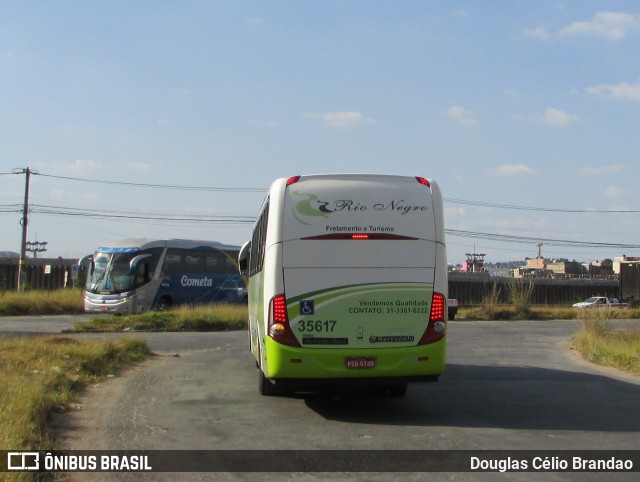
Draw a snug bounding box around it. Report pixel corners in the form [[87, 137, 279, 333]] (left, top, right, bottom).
[[238, 174, 448, 396]]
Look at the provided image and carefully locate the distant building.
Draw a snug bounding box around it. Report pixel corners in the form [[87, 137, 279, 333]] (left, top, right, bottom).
[[548, 260, 584, 276], [613, 255, 640, 275], [618, 256, 640, 302], [582, 259, 614, 276], [511, 256, 548, 278], [460, 252, 485, 272], [526, 257, 546, 270]]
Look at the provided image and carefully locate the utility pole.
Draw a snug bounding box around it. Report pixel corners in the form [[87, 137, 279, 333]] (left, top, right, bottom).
[[13, 167, 38, 291]]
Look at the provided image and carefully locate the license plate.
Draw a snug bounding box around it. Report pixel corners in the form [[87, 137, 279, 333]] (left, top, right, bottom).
[[345, 357, 376, 369]]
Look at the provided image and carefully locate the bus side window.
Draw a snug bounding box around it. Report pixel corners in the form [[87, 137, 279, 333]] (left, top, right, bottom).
[[206, 252, 223, 274], [162, 250, 184, 274], [134, 262, 150, 287], [249, 200, 269, 277], [186, 251, 206, 273]]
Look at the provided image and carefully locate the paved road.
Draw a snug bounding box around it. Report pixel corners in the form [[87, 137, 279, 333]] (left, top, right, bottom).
[[3, 316, 640, 480]]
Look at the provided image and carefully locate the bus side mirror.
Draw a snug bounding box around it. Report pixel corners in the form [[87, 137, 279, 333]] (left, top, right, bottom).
[[129, 254, 152, 274], [78, 254, 94, 274], [238, 240, 251, 276]]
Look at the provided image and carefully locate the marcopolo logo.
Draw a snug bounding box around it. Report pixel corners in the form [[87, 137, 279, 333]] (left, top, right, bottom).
[[369, 335, 415, 343], [291, 191, 429, 225]]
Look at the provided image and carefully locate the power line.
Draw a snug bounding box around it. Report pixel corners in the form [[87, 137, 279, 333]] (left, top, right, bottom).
[[24, 204, 640, 248], [29, 203, 255, 219], [37, 173, 266, 192], [445, 229, 640, 250], [0, 204, 23, 213], [29, 204, 254, 225], [7, 170, 639, 213], [5, 169, 639, 253], [443, 197, 640, 213]]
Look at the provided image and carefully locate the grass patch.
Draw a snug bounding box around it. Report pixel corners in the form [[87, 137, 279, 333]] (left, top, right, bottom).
[[506, 279, 534, 319], [72, 304, 248, 332], [573, 309, 640, 376], [479, 282, 503, 319], [0, 290, 84, 316], [0, 336, 151, 455], [457, 305, 640, 321]]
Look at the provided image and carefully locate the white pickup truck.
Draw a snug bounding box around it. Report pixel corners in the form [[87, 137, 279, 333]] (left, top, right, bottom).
[[572, 296, 629, 309]]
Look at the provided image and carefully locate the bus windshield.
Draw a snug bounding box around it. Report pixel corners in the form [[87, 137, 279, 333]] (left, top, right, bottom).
[[86, 249, 158, 294], [86, 252, 135, 294]]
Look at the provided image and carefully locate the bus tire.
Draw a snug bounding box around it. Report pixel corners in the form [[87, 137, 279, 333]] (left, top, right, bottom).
[[257, 346, 277, 396], [388, 382, 408, 397], [258, 367, 278, 396], [369, 382, 408, 397], [156, 296, 172, 311]]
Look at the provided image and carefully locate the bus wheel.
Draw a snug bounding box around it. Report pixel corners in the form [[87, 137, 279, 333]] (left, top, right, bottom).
[[156, 296, 172, 311], [369, 382, 408, 397], [388, 383, 408, 397], [257, 353, 286, 396], [258, 367, 279, 396]]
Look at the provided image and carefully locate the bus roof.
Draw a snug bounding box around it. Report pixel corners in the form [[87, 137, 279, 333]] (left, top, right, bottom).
[[95, 238, 240, 253], [273, 173, 433, 186], [272, 174, 444, 243]]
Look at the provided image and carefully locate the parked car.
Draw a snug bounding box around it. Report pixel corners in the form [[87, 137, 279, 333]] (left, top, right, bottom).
[[572, 296, 628, 309]]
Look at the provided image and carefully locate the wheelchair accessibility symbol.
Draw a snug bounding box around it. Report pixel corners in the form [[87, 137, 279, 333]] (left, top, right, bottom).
[[299, 300, 315, 315]]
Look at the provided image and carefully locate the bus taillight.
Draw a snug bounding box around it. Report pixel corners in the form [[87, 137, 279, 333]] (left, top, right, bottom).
[[430, 292, 446, 321], [286, 176, 301, 186], [272, 294, 288, 323], [416, 177, 431, 187], [268, 294, 301, 347], [418, 292, 446, 345]]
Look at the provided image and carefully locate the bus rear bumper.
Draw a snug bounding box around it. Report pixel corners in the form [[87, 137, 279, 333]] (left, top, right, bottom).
[[264, 337, 446, 381]]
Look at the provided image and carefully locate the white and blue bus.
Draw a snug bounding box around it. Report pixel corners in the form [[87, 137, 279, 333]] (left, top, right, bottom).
[[239, 174, 448, 396], [84, 238, 245, 314]]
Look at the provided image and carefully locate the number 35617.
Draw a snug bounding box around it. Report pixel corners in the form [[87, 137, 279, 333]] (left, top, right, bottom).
[[297, 320, 337, 333]]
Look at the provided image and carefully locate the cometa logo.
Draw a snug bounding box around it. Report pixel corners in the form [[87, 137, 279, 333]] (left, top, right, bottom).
[[180, 276, 213, 287]]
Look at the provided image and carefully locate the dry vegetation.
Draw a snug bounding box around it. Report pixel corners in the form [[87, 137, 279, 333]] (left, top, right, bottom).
[[0, 289, 84, 316], [71, 304, 247, 332], [573, 308, 640, 377], [0, 336, 150, 454]]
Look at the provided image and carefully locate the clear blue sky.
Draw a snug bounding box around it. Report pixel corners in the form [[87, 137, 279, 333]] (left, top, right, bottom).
[[1, 1, 639, 264]]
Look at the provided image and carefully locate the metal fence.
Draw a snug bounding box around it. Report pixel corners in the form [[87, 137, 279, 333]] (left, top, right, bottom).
[[0, 258, 79, 291], [0, 259, 623, 305], [448, 272, 620, 306]]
